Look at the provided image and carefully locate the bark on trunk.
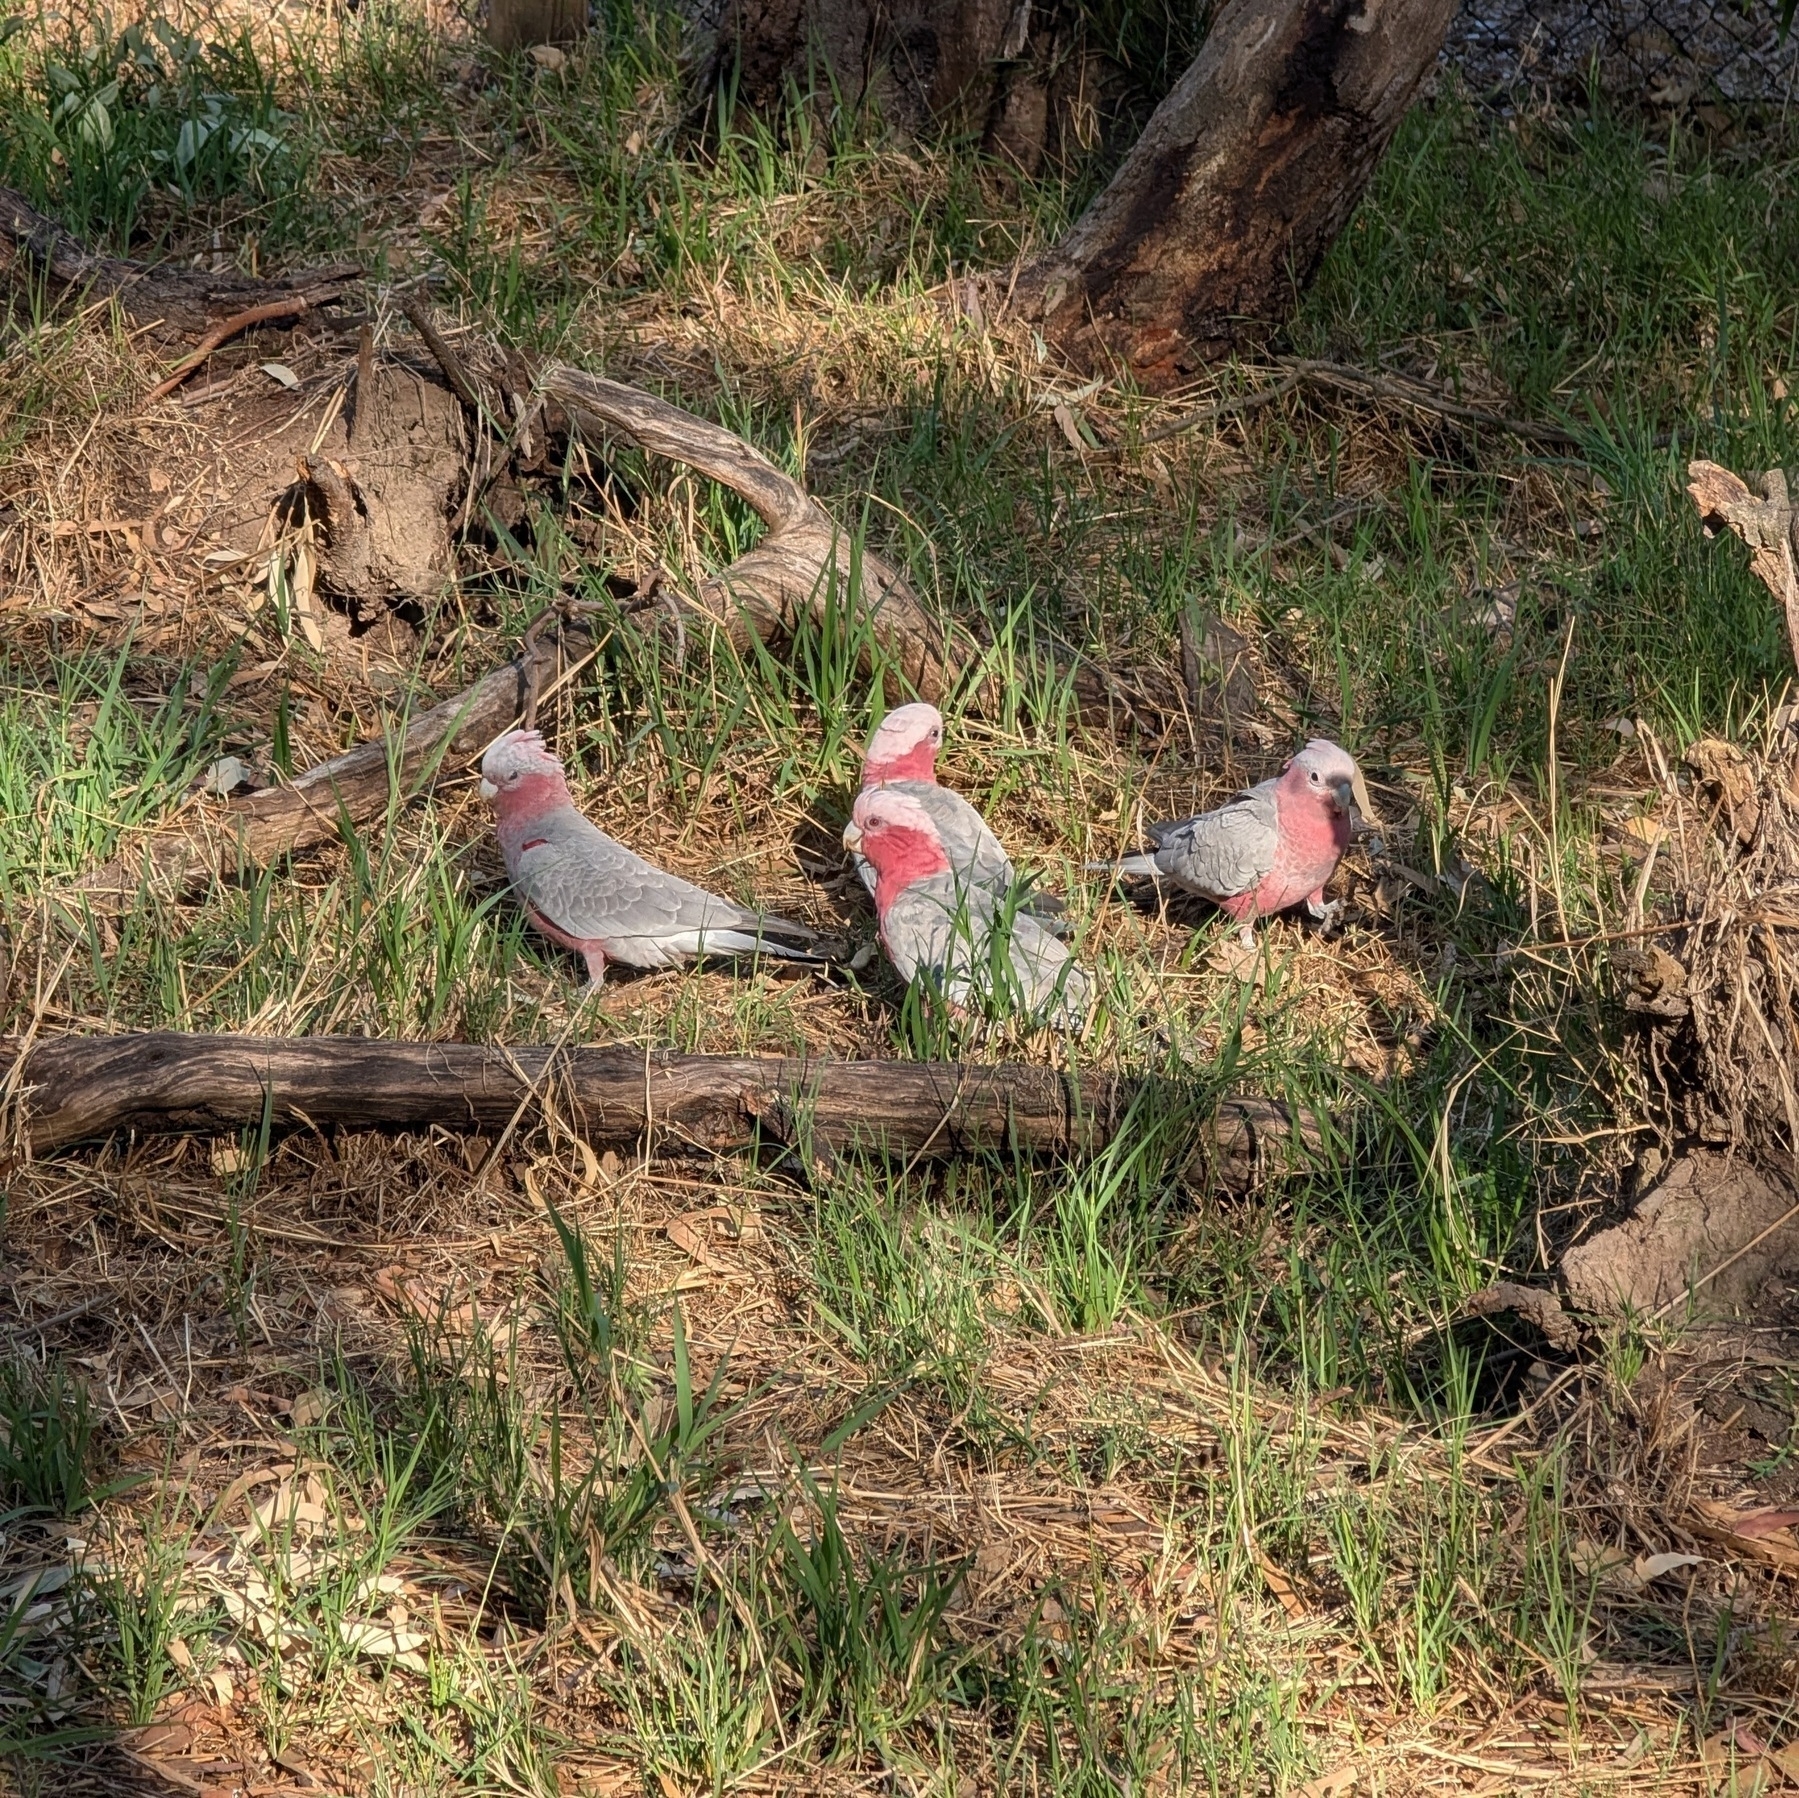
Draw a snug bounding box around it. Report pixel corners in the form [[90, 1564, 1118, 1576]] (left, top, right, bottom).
[[0, 1031, 1316, 1190], [487, 0, 588, 51], [1013, 0, 1457, 383]]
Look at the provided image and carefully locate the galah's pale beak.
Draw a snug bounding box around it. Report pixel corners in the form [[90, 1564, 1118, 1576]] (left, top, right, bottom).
[[1333, 779, 1355, 814], [479, 777, 498, 800], [842, 821, 863, 852]]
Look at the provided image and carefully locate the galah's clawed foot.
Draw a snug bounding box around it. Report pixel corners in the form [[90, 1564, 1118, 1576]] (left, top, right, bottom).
[[1305, 892, 1343, 934], [1238, 924, 1256, 951], [581, 951, 608, 991]]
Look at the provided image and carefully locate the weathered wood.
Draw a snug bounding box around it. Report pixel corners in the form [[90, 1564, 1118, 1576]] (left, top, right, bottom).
[[1688, 461, 1799, 671], [542, 365, 960, 701], [0, 1032, 1316, 1189], [437, 343, 967, 701], [0, 186, 356, 339], [1011, 0, 1458, 383], [73, 641, 559, 901]]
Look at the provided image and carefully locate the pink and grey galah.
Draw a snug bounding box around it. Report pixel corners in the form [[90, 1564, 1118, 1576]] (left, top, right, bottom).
[[845, 786, 1089, 1029], [481, 729, 825, 988], [854, 702, 1065, 924], [1093, 739, 1360, 943]]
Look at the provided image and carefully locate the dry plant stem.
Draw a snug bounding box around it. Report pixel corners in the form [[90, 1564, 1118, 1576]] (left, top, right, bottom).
[[1140, 360, 1589, 450], [0, 1032, 1314, 1184], [1275, 359, 1592, 447], [142, 297, 315, 404], [74, 638, 562, 900]]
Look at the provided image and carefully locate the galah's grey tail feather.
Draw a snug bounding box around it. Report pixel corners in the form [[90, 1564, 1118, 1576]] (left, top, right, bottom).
[[1088, 853, 1165, 878]]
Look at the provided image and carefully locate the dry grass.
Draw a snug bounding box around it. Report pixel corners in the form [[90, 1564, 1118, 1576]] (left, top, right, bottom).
[[1, 3, 1798, 1793]]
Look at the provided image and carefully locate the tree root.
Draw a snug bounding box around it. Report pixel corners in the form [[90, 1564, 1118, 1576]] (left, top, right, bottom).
[[0, 185, 358, 340]]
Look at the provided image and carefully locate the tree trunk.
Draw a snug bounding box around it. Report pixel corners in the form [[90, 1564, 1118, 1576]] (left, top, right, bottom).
[[487, 0, 587, 52], [1014, 0, 1458, 383], [0, 1031, 1316, 1190], [715, 0, 1456, 380]]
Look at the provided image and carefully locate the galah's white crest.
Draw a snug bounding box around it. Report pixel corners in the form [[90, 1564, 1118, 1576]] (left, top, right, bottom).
[[1091, 739, 1359, 943], [854, 702, 1066, 926], [844, 786, 1088, 1030], [481, 729, 824, 987]]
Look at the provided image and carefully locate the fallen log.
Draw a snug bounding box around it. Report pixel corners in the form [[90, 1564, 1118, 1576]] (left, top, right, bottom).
[[0, 1032, 1318, 1189], [73, 638, 559, 902]]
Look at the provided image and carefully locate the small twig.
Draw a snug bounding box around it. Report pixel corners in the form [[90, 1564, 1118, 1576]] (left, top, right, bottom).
[[1138, 357, 1606, 451], [398, 292, 483, 411], [142, 296, 314, 404], [1280, 357, 1589, 446], [349, 320, 375, 451], [0, 1290, 107, 1344], [1140, 370, 1304, 445]]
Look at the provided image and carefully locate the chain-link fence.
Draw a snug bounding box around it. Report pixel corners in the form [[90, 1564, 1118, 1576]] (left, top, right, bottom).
[[1444, 0, 1799, 106]]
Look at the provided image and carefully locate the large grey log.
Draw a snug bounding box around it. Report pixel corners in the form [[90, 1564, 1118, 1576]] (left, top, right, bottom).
[[0, 1033, 1316, 1189]]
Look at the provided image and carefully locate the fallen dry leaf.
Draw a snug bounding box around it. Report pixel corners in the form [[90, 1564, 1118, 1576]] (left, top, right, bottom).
[[1690, 1500, 1799, 1570], [1052, 401, 1087, 454], [1634, 1551, 1702, 1582], [1254, 1548, 1310, 1621], [1206, 937, 1263, 983], [1295, 1762, 1359, 1798], [666, 1211, 727, 1266], [1698, 1721, 1776, 1797]]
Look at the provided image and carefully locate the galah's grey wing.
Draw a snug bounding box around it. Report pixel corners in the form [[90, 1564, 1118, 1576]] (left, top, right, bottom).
[[883, 778, 1072, 926], [903, 783, 1016, 894], [885, 876, 1085, 1026], [1154, 783, 1280, 900], [515, 814, 816, 950], [1005, 909, 1089, 1025], [879, 874, 965, 990]]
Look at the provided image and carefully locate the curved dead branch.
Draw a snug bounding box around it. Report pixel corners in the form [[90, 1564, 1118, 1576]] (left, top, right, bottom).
[[432, 322, 970, 701]]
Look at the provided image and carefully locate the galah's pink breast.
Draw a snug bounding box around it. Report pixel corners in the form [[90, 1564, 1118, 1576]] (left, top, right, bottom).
[[1235, 795, 1349, 919]]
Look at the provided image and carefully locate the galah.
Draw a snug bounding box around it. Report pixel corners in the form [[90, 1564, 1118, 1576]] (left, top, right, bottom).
[[480, 729, 825, 987], [1093, 739, 1360, 943], [854, 702, 1065, 924], [844, 786, 1088, 1029]]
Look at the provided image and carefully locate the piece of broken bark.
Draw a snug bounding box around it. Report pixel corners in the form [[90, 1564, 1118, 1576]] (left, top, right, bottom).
[[1684, 736, 1761, 848], [1178, 601, 1259, 738], [1459, 1281, 1580, 1351], [1688, 460, 1799, 670], [0, 185, 357, 339], [1611, 943, 1689, 1022]]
